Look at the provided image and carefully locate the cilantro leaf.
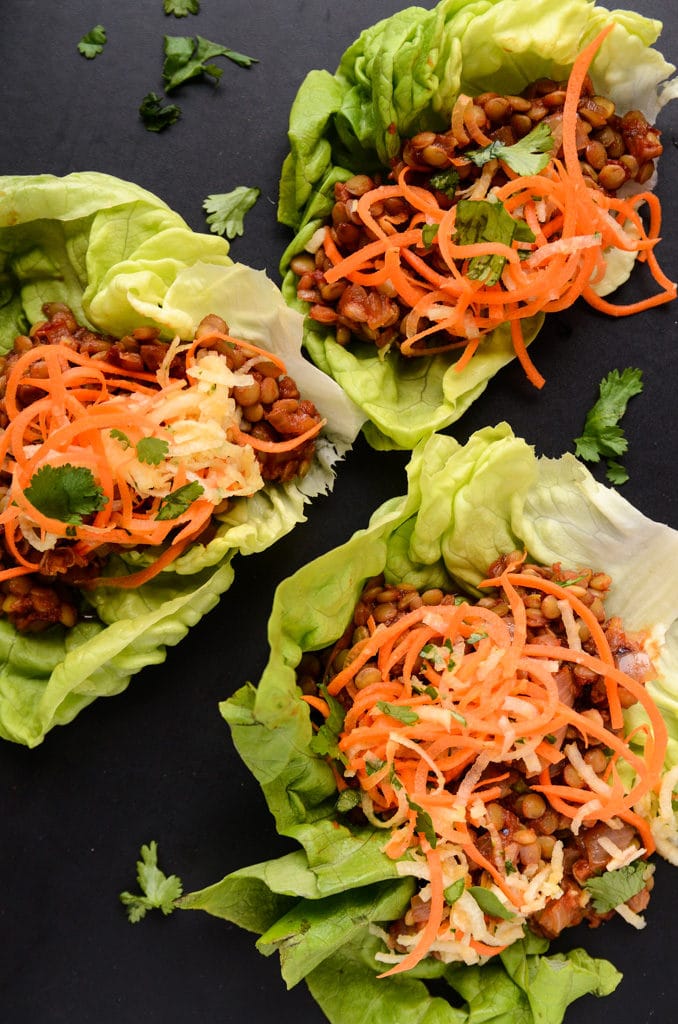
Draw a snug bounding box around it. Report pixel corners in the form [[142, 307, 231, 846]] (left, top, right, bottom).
[[110, 428, 131, 450], [309, 686, 347, 763], [139, 92, 182, 132], [336, 789, 361, 814], [156, 481, 204, 520], [583, 862, 648, 913], [164, 0, 200, 15], [574, 368, 643, 484], [163, 35, 257, 92], [78, 25, 107, 59], [136, 436, 170, 465], [421, 223, 439, 248], [376, 701, 419, 725], [407, 798, 437, 848], [454, 199, 534, 286], [468, 122, 553, 176], [119, 841, 183, 923], [444, 878, 465, 906], [429, 168, 460, 199], [469, 885, 515, 920], [203, 187, 261, 239], [24, 464, 108, 525]]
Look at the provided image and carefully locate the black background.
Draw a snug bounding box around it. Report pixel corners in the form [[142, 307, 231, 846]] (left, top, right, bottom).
[[0, 2, 676, 1022]]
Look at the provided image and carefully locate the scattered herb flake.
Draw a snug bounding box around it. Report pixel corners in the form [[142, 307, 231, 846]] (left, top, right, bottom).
[[574, 367, 643, 484], [469, 885, 515, 920], [136, 436, 170, 465], [139, 92, 182, 132], [467, 631, 489, 644], [443, 878, 465, 905], [583, 862, 648, 913], [163, 35, 257, 92], [78, 25, 107, 59], [336, 789, 361, 814], [110, 428, 131, 450], [203, 187, 261, 239], [309, 686, 347, 763], [164, 0, 200, 15], [119, 841, 183, 922], [156, 481, 204, 520], [407, 798, 437, 848], [24, 464, 108, 525], [365, 757, 386, 776], [429, 167, 460, 199], [421, 222, 439, 247], [376, 701, 419, 725]]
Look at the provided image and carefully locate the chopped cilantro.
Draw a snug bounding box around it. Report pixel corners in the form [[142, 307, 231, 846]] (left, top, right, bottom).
[[203, 187, 261, 240], [139, 92, 182, 132], [421, 222, 439, 248], [429, 167, 460, 199], [505, 859, 517, 875], [466, 631, 489, 644], [336, 789, 361, 814], [164, 0, 200, 15], [389, 765, 403, 791], [574, 368, 643, 485], [309, 687, 347, 763], [469, 885, 515, 920], [365, 756, 386, 776], [156, 481, 204, 520], [468, 122, 553, 176], [119, 841, 183, 923], [407, 798, 437, 848], [78, 25, 107, 59], [454, 199, 535, 286], [163, 35, 257, 92], [376, 701, 419, 725], [136, 436, 170, 465], [584, 862, 648, 913], [110, 428, 131, 449], [24, 464, 108, 525], [443, 878, 465, 905]]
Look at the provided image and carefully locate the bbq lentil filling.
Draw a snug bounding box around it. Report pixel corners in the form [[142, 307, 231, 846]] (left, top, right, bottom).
[[291, 74, 665, 357], [296, 555, 665, 969], [0, 303, 324, 631]]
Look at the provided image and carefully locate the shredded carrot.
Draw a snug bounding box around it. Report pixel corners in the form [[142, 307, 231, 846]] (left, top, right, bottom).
[[317, 565, 667, 973], [316, 26, 675, 384], [0, 325, 323, 590]]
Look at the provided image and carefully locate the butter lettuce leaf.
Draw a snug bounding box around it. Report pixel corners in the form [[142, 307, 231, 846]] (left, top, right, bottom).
[[278, 0, 677, 448], [0, 171, 364, 746], [181, 422, 677, 1022]]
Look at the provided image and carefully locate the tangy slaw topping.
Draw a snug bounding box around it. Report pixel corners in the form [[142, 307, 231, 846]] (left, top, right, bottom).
[[292, 26, 676, 389], [296, 553, 668, 973], [0, 304, 325, 630]]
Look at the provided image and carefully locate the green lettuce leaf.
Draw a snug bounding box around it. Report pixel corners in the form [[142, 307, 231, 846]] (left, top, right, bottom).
[[0, 171, 364, 746], [278, 0, 678, 448], [181, 422, 678, 1022]]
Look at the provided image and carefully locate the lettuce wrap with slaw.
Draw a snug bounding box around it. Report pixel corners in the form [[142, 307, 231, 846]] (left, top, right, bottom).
[[0, 171, 364, 747], [180, 423, 678, 1024], [278, 0, 678, 449]]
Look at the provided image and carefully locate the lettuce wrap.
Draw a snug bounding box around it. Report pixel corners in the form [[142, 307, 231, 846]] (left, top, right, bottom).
[[180, 422, 678, 1024], [0, 171, 365, 747], [278, 0, 678, 449]]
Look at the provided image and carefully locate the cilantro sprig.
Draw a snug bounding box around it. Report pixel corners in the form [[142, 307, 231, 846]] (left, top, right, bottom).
[[119, 841, 183, 922], [468, 122, 554, 176], [78, 25, 107, 59], [163, 35, 257, 92], [583, 862, 648, 913], [574, 367, 644, 484], [24, 464, 108, 525], [204, 187, 261, 239], [139, 92, 182, 132]]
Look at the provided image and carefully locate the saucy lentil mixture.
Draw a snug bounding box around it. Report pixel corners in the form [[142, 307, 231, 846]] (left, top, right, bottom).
[[296, 554, 663, 968], [0, 303, 323, 631], [292, 75, 664, 356]]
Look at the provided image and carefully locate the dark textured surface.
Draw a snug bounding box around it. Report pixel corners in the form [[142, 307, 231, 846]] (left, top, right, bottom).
[[0, 2, 676, 1022]]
